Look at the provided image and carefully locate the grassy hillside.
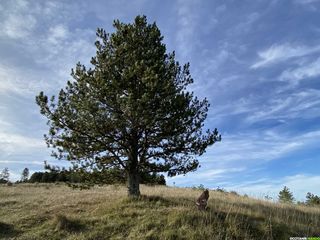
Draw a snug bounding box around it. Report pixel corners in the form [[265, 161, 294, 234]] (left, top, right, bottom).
[[0, 184, 319, 239]]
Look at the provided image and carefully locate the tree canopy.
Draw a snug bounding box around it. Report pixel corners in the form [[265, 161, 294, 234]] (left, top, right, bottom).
[[21, 167, 29, 182], [0, 168, 9, 183], [306, 192, 320, 206], [36, 15, 221, 196], [278, 186, 294, 203]]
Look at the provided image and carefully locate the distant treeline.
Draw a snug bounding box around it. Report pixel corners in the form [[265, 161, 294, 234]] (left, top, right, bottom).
[[28, 168, 166, 185], [1, 165, 166, 186]]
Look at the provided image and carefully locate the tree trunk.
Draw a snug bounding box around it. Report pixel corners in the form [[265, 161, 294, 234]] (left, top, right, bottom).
[[127, 129, 140, 197], [128, 170, 140, 197]]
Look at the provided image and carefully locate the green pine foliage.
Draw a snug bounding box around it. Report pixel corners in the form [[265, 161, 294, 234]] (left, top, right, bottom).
[[306, 192, 320, 206], [278, 186, 295, 203], [36, 15, 221, 196], [20, 168, 29, 182], [0, 168, 9, 183]]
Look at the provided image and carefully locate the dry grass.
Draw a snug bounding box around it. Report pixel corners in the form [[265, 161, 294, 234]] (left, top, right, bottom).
[[0, 183, 319, 239]]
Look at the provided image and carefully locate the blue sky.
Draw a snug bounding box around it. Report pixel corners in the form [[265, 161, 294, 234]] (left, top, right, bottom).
[[0, 0, 320, 201]]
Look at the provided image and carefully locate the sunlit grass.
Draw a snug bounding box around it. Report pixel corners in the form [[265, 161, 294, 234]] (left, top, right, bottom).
[[0, 183, 319, 239]]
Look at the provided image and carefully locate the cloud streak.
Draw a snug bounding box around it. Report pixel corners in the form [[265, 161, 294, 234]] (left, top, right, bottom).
[[0, 63, 56, 96], [203, 129, 316, 165], [175, 0, 200, 60], [246, 89, 320, 123], [167, 167, 245, 186], [251, 43, 320, 69], [2, 14, 36, 39], [279, 57, 320, 85], [0, 132, 45, 154]]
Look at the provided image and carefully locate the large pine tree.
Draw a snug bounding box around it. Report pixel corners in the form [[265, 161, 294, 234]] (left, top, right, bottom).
[[36, 16, 221, 196]]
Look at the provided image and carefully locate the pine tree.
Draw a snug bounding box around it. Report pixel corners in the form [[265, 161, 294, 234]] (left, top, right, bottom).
[[306, 192, 320, 206], [0, 168, 10, 183], [36, 15, 221, 197], [278, 186, 294, 203], [21, 168, 30, 182]]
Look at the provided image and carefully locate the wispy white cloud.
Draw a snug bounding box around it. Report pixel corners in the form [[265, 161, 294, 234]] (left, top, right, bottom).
[[0, 132, 45, 154], [246, 89, 320, 123], [208, 94, 254, 121], [34, 27, 95, 79], [1, 14, 36, 39], [0, 1, 96, 96], [0, 118, 13, 129], [175, 0, 200, 60], [251, 43, 320, 69], [210, 86, 320, 125], [203, 130, 309, 164], [204, 49, 230, 72], [228, 12, 260, 36], [279, 57, 320, 85], [0, 63, 54, 96], [47, 24, 70, 45], [196, 168, 245, 179], [0, 0, 37, 39], [0, 160, 44, 165], [295, 0, 320, 4], [167, 167, 245, 185]]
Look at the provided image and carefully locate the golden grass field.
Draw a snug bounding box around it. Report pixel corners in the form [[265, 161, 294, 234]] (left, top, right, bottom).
[[1, 183, 320, 239]]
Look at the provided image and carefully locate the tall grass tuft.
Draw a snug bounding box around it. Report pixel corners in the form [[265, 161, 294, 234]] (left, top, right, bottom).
[[53, 214, 84, 232]]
